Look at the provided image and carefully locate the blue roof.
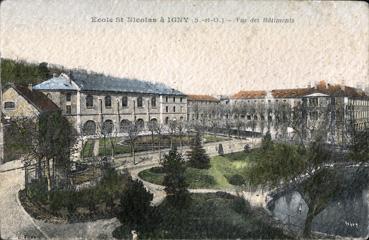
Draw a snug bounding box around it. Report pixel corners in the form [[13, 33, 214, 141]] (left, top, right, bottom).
[[33, 71, 184, 96], [33, 74, 78, 91]]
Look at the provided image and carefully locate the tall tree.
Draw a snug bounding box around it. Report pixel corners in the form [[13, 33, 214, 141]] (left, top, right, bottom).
[[38, 111, 76, 191], [118, 178, 159, 232], [187, 131, 210, 169], [162, 147, 191, 208], [245, 128, 352, 238]]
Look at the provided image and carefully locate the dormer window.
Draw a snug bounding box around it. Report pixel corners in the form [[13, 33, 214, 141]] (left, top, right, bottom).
[[4, 101, 15, 109], [86, 95, 93, 108], [66, 93, 71, 102], [105, 95, 112, 108]]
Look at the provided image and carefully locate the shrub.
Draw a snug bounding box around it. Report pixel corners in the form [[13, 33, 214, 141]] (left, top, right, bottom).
[[231, 197, 251, 215], [27, 178, 48, 204], [226, 174, 246, 186], [49, 191, 64, 212]]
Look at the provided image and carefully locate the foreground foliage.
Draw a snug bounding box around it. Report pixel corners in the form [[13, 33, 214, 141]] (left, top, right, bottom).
[[113, 193, 289, 239], [23, 167, 129, 221]]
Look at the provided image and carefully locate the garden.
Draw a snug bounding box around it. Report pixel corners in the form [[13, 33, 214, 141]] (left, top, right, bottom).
[[81, 133, 230, 158], [138, 151, 259, 189], [19, 166, 130, 223]]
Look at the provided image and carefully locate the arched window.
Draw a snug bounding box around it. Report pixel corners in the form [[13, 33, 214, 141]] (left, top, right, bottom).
[[102, 120, 114, 135], [105, 95, 112, 108], [137, 96, 143, 107], [165, 117, 169, 124], [173, 106, 176, 112], [150, 118, 158, 123], [83, 120, 96, 136], [120, 119, 131, 132], [136, 119, 144, 129], [86, 95, 93, 108], [122, 96, 128, 107], [151, 97, 156, 108]]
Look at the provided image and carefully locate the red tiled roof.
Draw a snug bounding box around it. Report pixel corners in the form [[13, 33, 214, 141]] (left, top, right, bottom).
[[271, 88, 314, 98], [231, 91, 267, 99], [13, 85, 60, 112], [187, 94, 219, 102], [233, 81, 368, 99]]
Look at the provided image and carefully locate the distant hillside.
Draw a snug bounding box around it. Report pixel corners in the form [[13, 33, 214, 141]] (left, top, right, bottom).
[[1, 58, 63, 86]]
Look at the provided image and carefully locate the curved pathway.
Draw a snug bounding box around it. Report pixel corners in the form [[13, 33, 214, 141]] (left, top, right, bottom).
[[124, 158, 269, 208]]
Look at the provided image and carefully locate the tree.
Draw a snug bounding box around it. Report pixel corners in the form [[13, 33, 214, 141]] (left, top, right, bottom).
[[118, 178, 159, 232], [348, 127, 369, 169], [187, 131, 210, 169], [246, 119, 345, 238], [37, 111, 77, 192], [176, 120, 185, 151], [168, 120, 177, 148], [261, 131, 273, 151], [147, 120, 157, 152], [153, 123, 165, 162], [162, 147, 191, 208], [123, 122, 141, 165]]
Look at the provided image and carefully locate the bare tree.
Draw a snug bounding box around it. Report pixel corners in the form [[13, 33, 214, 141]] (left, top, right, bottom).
[[153, 122, 165, 162], [147, 120, 157, 152], [168, 120, 177, 148], [123, 122, 141, 165], [176, 120, 185, 151]]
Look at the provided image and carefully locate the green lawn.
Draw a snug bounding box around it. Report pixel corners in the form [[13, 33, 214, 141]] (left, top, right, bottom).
[[112, 193, 289, 239], [138, 151, 259, 189]]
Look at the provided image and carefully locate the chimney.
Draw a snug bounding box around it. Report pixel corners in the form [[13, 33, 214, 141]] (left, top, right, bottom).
[[52, 73, 58, 78], [28, 84, 33, 91]]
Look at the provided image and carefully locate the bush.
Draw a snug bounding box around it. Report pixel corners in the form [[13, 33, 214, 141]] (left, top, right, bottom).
[[50, 191, 64, 212], [27, 178, 48, 204], [232, 197, 251, 215], [226, 174, 246, 186]]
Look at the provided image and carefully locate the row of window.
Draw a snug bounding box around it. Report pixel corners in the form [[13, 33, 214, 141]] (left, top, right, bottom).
[[83, 95, 184, 108], [165, 106, 184, 113], [85, 95, 157, 109], [165, 96, 184, 103]]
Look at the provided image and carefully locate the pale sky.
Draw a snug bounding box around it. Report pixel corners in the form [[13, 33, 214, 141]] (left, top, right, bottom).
[[1, 0, 368, 95]]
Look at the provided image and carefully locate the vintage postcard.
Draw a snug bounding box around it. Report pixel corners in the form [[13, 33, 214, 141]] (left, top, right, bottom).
[[0, 0, 368, 239]]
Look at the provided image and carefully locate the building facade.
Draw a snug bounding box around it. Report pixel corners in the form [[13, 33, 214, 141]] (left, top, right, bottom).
[[32, 71, 187, 136], [187, 94, 220, 121], [2, 84, 59, 118], [230, 81, 369, 144]]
